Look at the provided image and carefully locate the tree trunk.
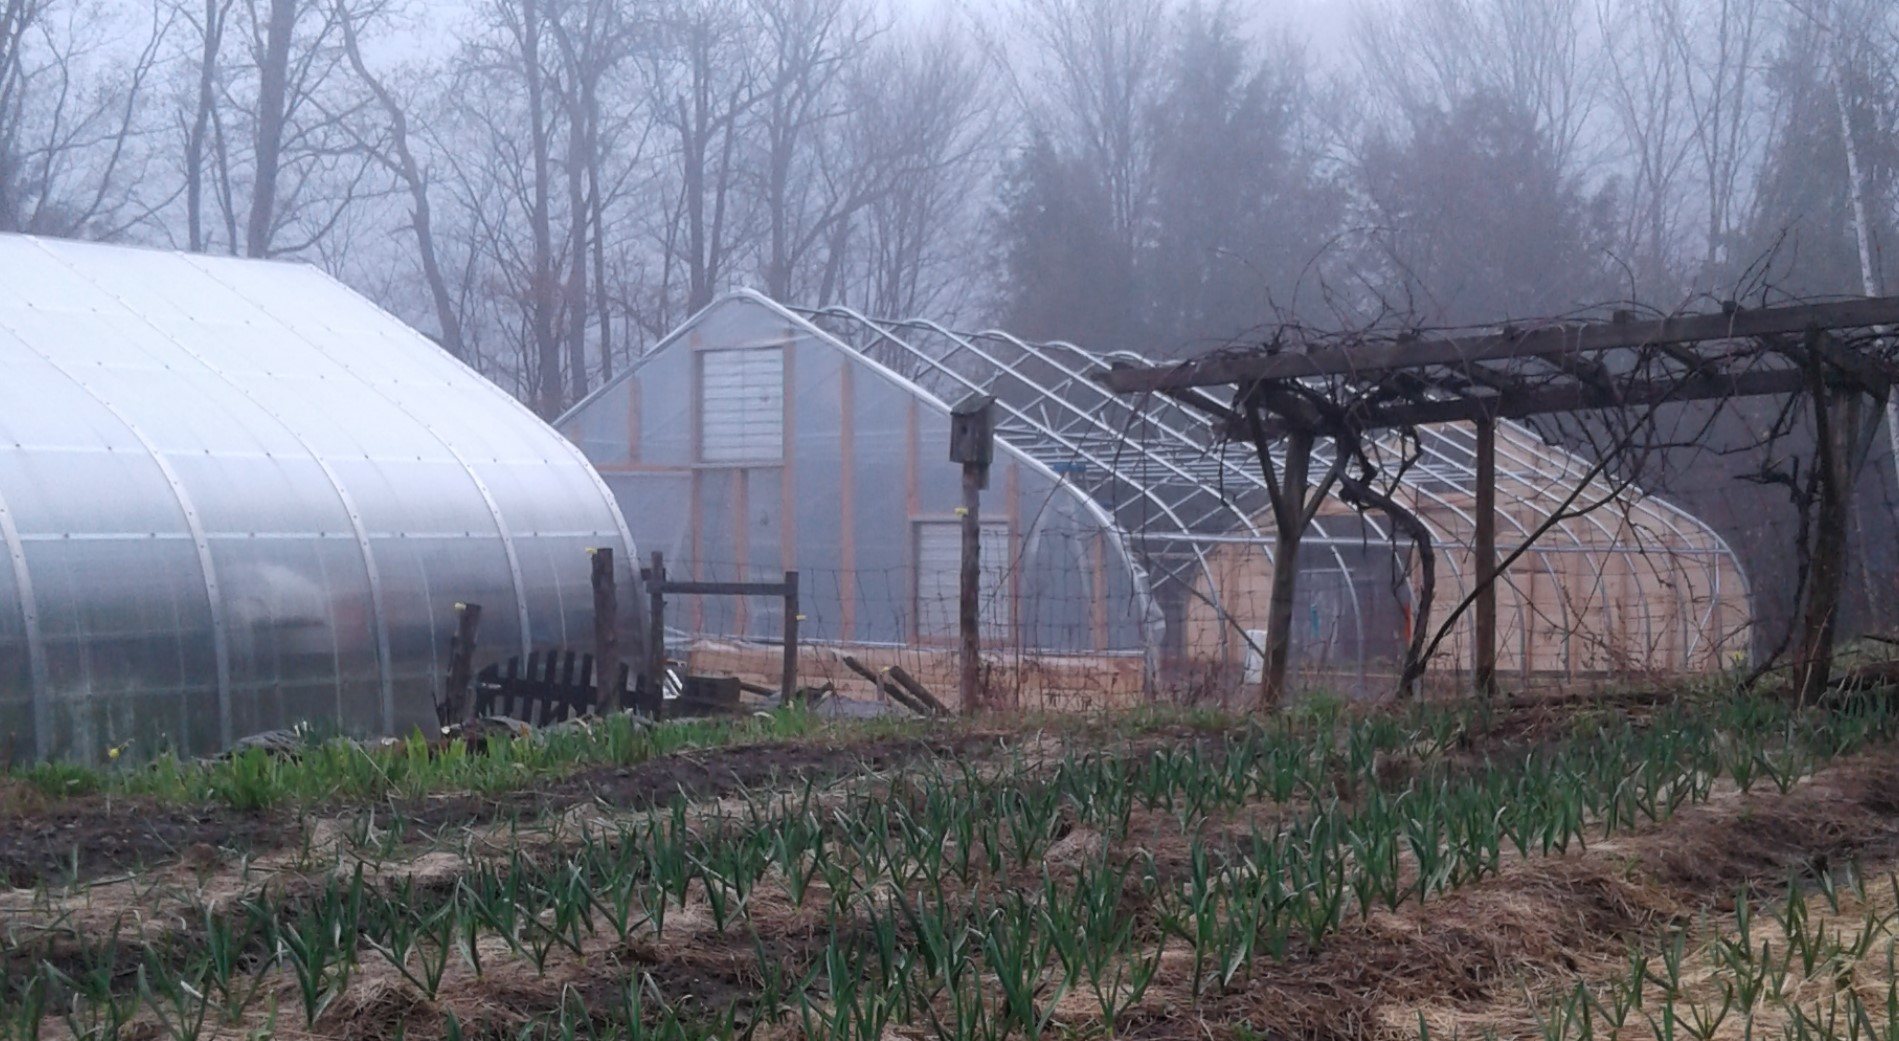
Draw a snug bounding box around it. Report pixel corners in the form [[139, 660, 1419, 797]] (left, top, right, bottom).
[[0, 0, 28, 229], [815, 213, 849, 308], [1261, 427, 1314, 710], [767, 110, 793, 299], [565, 90, 590, 405], [680, 85, 709, 311], [186, 0, 225, 252], [211, 102, 239, 249], [589, 106, 612, 383], [1825, 15, 1899, 564], [407, 180, 464, 360], [705, 83, 740, 306], [337, 0, 464, 358], [1796, 386, 1858, 702], [1338, 472, 1435, 699], [1793, 324, 1882, 702], [246, 0, 296, 257], [522, 0, 560, 417]]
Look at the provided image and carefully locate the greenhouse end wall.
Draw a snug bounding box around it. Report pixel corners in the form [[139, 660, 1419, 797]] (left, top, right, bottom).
[[562, 294, 1159, 710], [0, 235, 641, 764], [1180, 430, 1753, 696]]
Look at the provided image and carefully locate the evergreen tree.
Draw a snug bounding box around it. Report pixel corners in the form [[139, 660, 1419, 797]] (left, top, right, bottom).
[[1356, 89, 1618, 325], [993, 2, 1342, 356], [1737, 18, 1899, 298]]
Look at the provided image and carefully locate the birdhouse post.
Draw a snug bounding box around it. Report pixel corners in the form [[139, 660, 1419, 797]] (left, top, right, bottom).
[[950, 394, 995, 714]]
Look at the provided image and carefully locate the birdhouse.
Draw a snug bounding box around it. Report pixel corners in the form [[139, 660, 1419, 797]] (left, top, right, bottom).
[[949, 393, 995, 467]]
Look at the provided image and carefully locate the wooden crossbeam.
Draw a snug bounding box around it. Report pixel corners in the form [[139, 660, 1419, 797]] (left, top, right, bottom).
[[1163, 385, 1240, 424], [1222, 365, 1807, 438], [1215, 365, 1809, 438], [1461, 364, 1541, 396], [1762, 332, 1896, 398], [1383, 370, 1444, 402], [1547, 355, 1619, 400], [1332, 365, 1808, 428], [1656, 341, 1714, 373], [1098, 297, 1899, 394]]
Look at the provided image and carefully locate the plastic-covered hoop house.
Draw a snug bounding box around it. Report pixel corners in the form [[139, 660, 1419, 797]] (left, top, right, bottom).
[[561, 291, 1751, 703], [0, 236, 640, 762], [561, 293, 1163, 711], [1182, 423, 1753, 689]]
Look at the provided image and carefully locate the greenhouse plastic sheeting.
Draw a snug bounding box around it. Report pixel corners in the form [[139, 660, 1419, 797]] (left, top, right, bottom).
[[0, 235, 640, 763]]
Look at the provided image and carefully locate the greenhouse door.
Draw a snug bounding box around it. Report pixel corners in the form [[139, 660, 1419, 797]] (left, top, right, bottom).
[[915, 522, 1011, 644]]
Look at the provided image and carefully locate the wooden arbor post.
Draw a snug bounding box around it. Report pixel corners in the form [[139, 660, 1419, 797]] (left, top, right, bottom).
[[1794, 332, 1884, 702], [1473, 416, 1499, 700], [1260, 427, 1315, 709]]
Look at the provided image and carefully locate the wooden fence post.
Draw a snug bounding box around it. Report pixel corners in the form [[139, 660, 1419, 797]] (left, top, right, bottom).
[[782, 571, 800, 703], [445, 602, 483, 726], [592, 548, 620, 714], [646, 551, 667, 713], [950, 394, 995, 716], [959, 466, 982, 713]]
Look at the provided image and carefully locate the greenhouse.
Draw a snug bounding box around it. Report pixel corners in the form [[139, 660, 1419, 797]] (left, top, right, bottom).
[[561, 291, 1752, 704], [0, 235, 640, 763], [1180, 422, 1753, 690]]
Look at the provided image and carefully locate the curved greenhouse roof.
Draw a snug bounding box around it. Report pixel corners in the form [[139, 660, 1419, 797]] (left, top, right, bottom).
[[0, 235, 639, 762]]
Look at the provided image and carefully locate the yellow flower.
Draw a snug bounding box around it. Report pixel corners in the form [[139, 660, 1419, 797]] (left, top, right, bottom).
[[107, 745, 122, 760]]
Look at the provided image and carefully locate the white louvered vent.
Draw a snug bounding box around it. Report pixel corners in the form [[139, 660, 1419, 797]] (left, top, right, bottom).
[[915, 521, 1012, 642], [700, 347, 784, 462]]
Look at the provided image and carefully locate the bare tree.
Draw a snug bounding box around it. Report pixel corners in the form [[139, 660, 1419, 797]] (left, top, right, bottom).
[[1591, 0, 1771, 296], [1353, 0, 1600, 170], [548, 0, 630, 392], [843, 22, 993, 318], [334, 0, 463, 358], [441, 0, 568, 411], [0, 0, 172, 237], [644, 0, 759, 314], [519, 0, 557, 412], [1006, 0, 1167, 259], [244, 0, 295, 254], [1684, 0, 1770, 276], [171, 0, 377, 257], [751, 0, 870, 301], [1808, 0, 1899, 479], [179, 0, 235, 250], [1595, 0, 1696, 291]]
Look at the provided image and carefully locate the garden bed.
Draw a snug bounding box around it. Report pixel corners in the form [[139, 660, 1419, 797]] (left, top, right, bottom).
[[2, 688, 1895, 1040]]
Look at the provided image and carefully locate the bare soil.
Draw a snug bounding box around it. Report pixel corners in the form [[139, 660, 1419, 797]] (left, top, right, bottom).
[[0, 799, 280, 889], [0, 730, 1008, 890], [400, 730, 1009, 833]]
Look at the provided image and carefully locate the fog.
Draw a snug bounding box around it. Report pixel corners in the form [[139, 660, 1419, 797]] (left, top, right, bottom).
[[0, 0, 1893, 411]]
